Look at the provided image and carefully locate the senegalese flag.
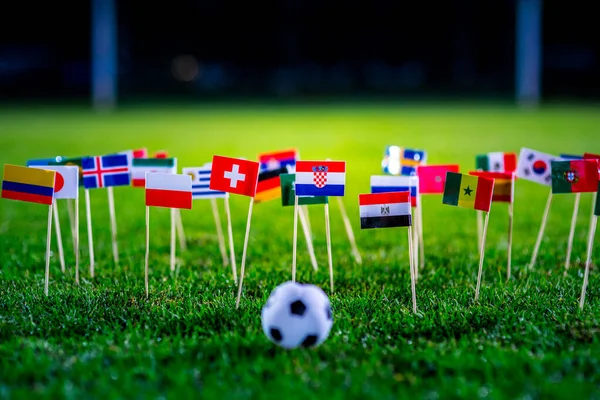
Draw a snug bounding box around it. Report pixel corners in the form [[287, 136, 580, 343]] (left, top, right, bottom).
[[280, 173, 327, 207], [51, 156, 86, 186], [442, 172, 494, 212], [255, 167, 287, 203], [550, 160, 598, 194], [470, 171, 514, 203]]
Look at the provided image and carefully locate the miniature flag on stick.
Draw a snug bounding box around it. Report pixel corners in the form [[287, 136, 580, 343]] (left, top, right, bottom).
[[476, 152, 517, 173], [144, 172, 192, 298], [358, 191, 417, 312], [81, 154, 131, 274], [255, 167, 287, 203], [183, 163, 235, 282], [131, 158, 177, 187], [382, 146, 427, 176], [294, 161, 346, 294], [516, 148, 560, 268], [2, 164, 56, 295], [583, 153, 600, 252], [210, 155, 260, 308], [443, 172, 494, 301], [259, 149, 297, 172]]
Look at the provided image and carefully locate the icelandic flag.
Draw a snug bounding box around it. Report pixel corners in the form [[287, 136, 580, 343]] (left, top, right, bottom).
[[295, 160, 346, 197], [183, 163, 228, 199], [82, 154, 131, 189], [370, 175, 419, 207]]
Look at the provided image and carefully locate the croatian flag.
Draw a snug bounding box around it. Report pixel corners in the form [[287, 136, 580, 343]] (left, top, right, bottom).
[[183, 163, 228, 199], [370, 175, 419, 207], [82, 154, 131, 189], [295, 160, 346, 197]]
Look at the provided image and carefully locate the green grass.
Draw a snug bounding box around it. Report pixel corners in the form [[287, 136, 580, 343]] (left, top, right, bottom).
[[1, 103, 599, 399]]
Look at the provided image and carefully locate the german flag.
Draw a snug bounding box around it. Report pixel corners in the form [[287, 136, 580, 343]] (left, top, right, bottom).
[[255, 167, 287, 203]]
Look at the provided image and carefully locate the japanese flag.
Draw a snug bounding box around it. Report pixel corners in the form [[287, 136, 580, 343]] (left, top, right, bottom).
[[31, 165, 79, 199]]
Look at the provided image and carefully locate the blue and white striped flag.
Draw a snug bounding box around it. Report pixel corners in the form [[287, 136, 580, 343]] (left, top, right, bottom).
[[183, 163, 228, 199]]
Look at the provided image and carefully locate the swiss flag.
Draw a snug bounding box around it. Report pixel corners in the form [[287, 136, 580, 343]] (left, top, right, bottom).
[[209, 155, 260, 197]]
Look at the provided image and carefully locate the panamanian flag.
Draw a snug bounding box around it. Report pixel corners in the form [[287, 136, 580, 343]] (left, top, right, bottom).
[[295, 160, 346, 197], [82, 154, 131, 189]]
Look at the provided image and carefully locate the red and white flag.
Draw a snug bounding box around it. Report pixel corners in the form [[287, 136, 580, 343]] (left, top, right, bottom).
[[209, 155, 260, 197], [31, 165, 79, 199], [145, 172, 192, 209]]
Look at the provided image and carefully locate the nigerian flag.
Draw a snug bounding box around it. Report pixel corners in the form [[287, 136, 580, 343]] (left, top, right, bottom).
[[280, 173, 327, 207], [442, 172, 494, 212]]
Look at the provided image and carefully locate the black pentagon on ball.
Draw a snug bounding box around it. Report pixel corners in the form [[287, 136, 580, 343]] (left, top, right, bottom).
[[270, 327, 283, 342], [290, 300, 307, 316], [325, 305, 332, 321], [301, 334, 318, 347]]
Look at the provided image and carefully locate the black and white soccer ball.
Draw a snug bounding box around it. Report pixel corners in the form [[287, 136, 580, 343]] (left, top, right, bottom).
[[261, 281, 333, 349]]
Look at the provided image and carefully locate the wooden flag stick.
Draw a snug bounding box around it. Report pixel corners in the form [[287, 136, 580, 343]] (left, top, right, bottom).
[[412, 210, 419, 280], [299, 205, 318, 272], [44, 203, 54, 296], [84, 189, 95, 277], [236, 198, 255, 308], [417, 195, 425, 269], [175, 209, 187, 252], [407, 225, 417, 313], [224, 196, 237, 284], [211, 198, 228, 267], [52, 200, 65, 273], [75, 196, 80, 285], [507, 203, 514, 280], [292, 195, 299, 281], [475, 211, 491, 302], [336, 197, 362, 264], [565, 193, 581, 274], [66, 198, 77, 252], [477, 210, 483, 253], [589, 192, 597, 245], [170, 208, 176, 271], [303, 205, 312, 234], [145, 206, 150, 299], [107, 186, 119, 266], [580, 215, 597, 310], [530, 191, 553, 269], [325, 202, 334, 293]]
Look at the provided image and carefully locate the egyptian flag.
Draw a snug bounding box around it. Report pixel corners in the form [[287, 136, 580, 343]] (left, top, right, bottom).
[[551, 160, 599, 194], [255, 167, 287, 203]]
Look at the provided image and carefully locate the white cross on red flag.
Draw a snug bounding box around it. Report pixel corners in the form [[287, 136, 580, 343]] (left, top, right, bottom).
[[209, 155, 260, 197]]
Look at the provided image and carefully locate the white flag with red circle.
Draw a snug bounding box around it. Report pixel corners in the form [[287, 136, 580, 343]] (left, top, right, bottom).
[[31, 165, 79, 199]]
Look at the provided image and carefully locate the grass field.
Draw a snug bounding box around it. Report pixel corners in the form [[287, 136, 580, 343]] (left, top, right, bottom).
[[1, 103, 599, 399]]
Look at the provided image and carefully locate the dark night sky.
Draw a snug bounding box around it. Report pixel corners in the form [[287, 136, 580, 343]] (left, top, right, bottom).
[[0, 0, 598, 99]]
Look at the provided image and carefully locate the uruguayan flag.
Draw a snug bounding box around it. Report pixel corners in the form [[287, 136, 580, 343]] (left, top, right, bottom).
[[183, 163, 228, 199]]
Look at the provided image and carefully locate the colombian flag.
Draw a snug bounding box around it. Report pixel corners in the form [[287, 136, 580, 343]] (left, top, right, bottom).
[[2, 164, 56, 205], [442, 172, 494, 212]]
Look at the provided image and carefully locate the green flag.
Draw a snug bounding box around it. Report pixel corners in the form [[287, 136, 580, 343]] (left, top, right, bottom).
[[280, 173, 327, 207]]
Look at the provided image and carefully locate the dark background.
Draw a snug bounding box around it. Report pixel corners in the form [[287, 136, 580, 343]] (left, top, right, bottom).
[[0, 0, 598, 101]]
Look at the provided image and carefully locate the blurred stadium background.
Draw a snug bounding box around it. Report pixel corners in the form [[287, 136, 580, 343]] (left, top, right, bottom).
[[1, 0, 598, 105]]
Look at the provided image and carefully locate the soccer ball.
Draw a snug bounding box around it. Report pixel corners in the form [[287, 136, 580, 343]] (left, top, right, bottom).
[[261, 281, 333, 349]]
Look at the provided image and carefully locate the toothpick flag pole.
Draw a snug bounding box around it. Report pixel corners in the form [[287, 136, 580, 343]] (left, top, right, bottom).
[[44, 202, 54, 296], [224, 196, 237, 283], [67, 198, 77, 252], [590, 192, 598, 248], [236, 197, 255, 308], [85, 189, 95, 277], [407, 225, 417, 313], [107, 186, 119, 266], [145, 205, 150, 299], [336, 197, 362, 264], [475, 210, 491, 302], [412, 212, 419, 280], [303, 205, 312, 234], [564, 193, 581, 274], [507, 203, 514, 280], [170, 208, 176, 271], [292, 195, 299, 281], [530, 191, 553, 269], [325, 202, 334, 293], [175, 209, 187, 251], [477, 210, 483, 253], [580, 214, 597, 310], [75, 196, 80, 285], [210, 198, 228, 267], [299, 205, 318, 272], [52, 200, 65, 273]]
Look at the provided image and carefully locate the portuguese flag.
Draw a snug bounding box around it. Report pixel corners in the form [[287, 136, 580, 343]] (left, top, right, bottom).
[[469, 171, 514, 203], [442, 172, 494, 212], [550, 160, 598, 194]]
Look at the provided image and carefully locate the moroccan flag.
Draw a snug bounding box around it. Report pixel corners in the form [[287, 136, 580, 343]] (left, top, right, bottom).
[[475, 152, 517, 172], [359, 191, 412, 229], [470, 171, 514, 203], [131, 158, 177, 187], [280, 173, 327, 207], [145, 172, 192, 209], [2, 164, 56, 205], [417, 164, 460, 194], [550, 160, 599, 194], [442, 172, 494, 212], [210, 155, 260, 197], [255, 167, 287, 203]]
